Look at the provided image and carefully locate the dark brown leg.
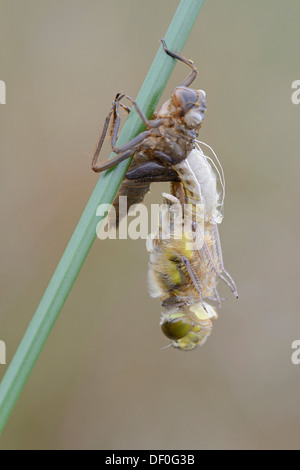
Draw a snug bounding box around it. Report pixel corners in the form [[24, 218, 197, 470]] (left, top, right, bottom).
[[161, 39, 198, 88], [92, 129, 154, 172], [126, 160, 179, 182], [92, 94, 121, 171], [92, 92, 165, 173]]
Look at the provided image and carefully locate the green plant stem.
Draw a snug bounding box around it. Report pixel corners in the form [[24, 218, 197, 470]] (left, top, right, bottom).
[[0, 0, 205, 433]]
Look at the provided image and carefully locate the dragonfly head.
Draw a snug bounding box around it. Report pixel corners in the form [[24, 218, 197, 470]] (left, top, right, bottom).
[[161, 301, 217, 351], [172, 87, 206, 128]]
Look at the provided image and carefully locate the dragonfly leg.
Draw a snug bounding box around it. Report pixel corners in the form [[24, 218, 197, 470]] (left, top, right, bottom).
[[92, 91, 165, 173], [92, 94, 120, 171], [126, 160, 179, 182], [161, 39, 198, 88], [200, 225, 238, 298], [182, 256, 208, 312], [212, 224, 239, 298], [111, 93, 164, 131], [214, 288, 222, 308], [92, 128, 154, 172]]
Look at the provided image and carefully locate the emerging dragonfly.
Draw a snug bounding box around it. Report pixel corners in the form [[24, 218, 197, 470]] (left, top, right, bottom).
[[92, 40, 238, 349], [146, 190, 218, 351], [147, 142, 237, 351]]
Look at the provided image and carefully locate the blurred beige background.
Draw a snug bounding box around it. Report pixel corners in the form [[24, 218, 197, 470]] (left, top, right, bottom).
[[0, 0, 299, 450]]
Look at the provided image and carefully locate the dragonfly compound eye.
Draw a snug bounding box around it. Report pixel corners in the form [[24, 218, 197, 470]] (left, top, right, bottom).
[[161, 315, 192, 341], [172, 87, 199, 114]]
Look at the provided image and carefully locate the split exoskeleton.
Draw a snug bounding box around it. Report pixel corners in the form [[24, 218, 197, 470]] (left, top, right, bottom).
[[92, 40, 238, 351]]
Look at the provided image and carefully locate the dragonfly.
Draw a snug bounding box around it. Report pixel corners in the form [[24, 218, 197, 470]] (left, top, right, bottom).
[[146, 162, 228, 352], [146, 189, 217, 351], [92, 40, 238, 349]]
